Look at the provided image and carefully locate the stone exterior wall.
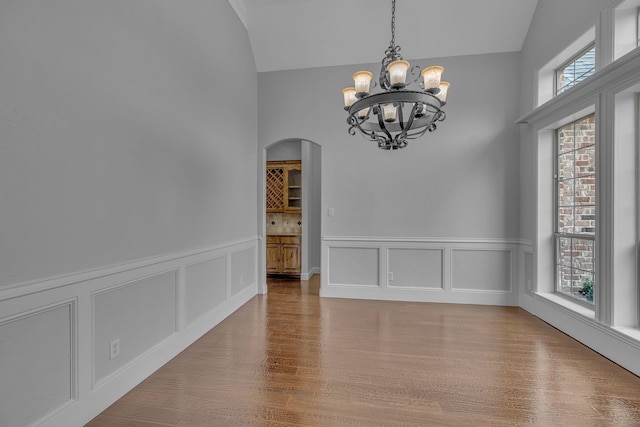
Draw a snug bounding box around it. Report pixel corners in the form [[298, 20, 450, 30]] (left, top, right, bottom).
[[557, 114, 596, 302]]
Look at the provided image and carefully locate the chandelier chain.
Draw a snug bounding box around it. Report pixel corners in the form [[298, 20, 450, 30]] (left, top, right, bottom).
[[390, 0, 396, 47], [382, 0, 401, 82]]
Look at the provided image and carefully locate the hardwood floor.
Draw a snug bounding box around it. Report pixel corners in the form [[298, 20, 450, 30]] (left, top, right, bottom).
[[87, 276, 640, 426]]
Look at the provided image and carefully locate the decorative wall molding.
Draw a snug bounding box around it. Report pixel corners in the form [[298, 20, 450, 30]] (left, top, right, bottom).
[[91, 270, 179, 388], [0, 299, 77, 427], [321, 236, 522, 306], [323, 235, 530, 245], [0, 237, 256, 301], [0, 237, 259, 427]]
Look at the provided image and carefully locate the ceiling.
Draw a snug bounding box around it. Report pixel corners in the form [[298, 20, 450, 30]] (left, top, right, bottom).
[[228, 0, 540, 73]]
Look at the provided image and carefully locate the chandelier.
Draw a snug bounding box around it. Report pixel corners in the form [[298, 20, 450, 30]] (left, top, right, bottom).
[[342, 0, 450, 150]]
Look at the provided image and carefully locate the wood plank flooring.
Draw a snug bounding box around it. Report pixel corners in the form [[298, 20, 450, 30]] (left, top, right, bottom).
[[87, 276, 640, 426]]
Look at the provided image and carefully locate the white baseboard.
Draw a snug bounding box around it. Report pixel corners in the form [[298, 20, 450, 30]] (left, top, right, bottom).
[[300, 267, 320, 280]]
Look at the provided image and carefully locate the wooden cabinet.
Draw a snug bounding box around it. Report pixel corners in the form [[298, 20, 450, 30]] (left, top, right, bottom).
[[266, 161, 301, 213], [266, 235, 301, 275], [285, 166, 302, 211]]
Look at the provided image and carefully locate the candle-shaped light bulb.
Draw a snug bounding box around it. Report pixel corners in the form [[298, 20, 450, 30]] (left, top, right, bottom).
[[342, 87, 357, 109], [386, 60, 410, 89], [421, 66, 444, 90], [381, 103, 397, 122], [437, 82, 450, 103], [353, 71, 373, 97], [357, 107, 370, 119]]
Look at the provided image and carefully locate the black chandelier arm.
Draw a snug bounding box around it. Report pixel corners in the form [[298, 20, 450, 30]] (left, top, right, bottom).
[[400, 107, 445, 141], [383, 43, 402, 64], [345, 88, 447, 150], [396, 101, 418, 140], [397, 102, 405, 131], [405, 121, 432, 139], [379, 65, 391, 91], [394, 139, 409, 149], [347, 115, 366, 135], [347, 114, 384, 143], [376, 109, 394, 142], [348, 90, 442, 116], [425, 111, 446, 133], [376, 135, 394, 148], [407, 65, 423, 88], [348, 110, 410, 150]]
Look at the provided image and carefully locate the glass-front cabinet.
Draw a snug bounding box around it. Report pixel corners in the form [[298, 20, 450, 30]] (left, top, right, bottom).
[[285, 165, 301, 212]]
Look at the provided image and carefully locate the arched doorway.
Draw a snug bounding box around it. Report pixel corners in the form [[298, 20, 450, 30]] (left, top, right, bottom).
[[259, 139, 321, 293]]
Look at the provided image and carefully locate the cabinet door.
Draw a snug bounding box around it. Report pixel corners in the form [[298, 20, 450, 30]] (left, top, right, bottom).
[[266, 167, 285, 212], [284, 166, 302, 212], [281, 243, 301, 273], [266, 242, 281, 273]]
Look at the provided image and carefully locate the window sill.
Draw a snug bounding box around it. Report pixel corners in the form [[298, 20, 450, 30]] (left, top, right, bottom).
[[613, 326, 640, 343], [535, 292, 640, 351], [535, 291, 596, 320]]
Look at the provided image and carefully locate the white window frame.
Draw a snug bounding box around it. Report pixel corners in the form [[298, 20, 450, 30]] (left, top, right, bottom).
[[554, 114, 597, 307], [531, 105, 597, 320], [555, 45, 596, 96], [609, 86, 640, 330], [614, 0, 640, 60], [537, 27, 596, 106]]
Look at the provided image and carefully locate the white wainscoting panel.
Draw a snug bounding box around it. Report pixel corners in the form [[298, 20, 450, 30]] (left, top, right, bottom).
[[231, 247, 257, 297], [388, 248, 444, 289], [322, 237, 521, 305], [0, 300, 76, 427], [451, 249, 512, 292], [93, 271, 178, 385], [328, 247, 380, 287], [0, 237, 258, 427], [185, 256, 227, 326]]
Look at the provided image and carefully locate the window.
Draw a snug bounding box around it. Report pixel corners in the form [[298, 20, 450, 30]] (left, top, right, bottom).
[[526, 1, 640, 346], [614, 0, 640, 59], [555, 114, 596, 305], [537, 27, 595, 106], [555, 46, 596, 96]]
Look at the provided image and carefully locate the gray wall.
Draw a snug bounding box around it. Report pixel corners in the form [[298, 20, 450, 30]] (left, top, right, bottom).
[[0, 1, 259, 425], [266, 139, 302, 160], [258, 52, 522, 240], [0, 0, 257, 288], [258, 52, 523, 304], [302, 140, 322, 276]]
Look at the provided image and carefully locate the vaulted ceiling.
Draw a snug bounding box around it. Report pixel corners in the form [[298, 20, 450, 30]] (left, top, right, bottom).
[[228, 0, 540, 72]]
